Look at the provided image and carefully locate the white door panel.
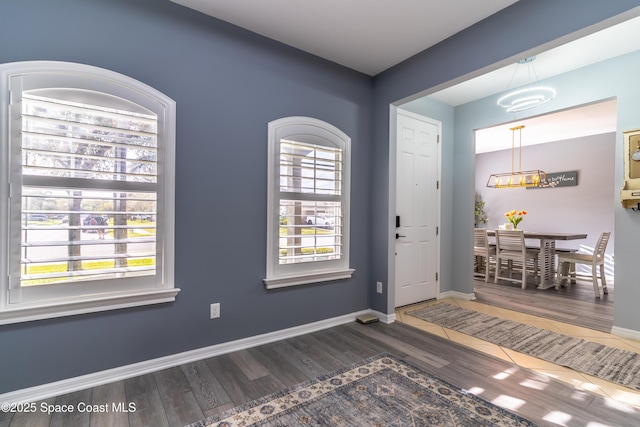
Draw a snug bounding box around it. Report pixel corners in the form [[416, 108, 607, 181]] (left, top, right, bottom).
[[395, 111, 440, 307]]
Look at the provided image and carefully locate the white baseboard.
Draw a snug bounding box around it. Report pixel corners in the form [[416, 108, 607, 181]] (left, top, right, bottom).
[[370, 309, 396, 324], [0, 308, 373, 404], [611, 325, 640, 341], [438, 290, 476, 301]]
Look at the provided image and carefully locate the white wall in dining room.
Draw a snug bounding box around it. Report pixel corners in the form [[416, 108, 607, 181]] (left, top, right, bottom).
[[475, 132, 615, 261]]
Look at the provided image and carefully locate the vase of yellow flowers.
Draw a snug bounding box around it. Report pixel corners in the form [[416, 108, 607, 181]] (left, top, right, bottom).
[[505, 210, 527, 229]]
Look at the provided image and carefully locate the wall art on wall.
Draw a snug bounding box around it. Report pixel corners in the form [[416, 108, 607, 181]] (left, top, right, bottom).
[[528, 171, 578, 189]]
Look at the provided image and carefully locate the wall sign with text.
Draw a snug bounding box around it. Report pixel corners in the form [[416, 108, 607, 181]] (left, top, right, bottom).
[[528, 171, 578, 189]]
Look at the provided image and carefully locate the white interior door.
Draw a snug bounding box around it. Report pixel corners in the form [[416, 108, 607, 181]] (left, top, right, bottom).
[[395, 110, 440, 307]]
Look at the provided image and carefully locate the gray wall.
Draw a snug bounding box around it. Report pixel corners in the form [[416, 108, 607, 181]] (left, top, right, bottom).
[[0, 0, 372, 393], [452, 50, 640, 331], [476, 134, 615, 275], [370, 0, 640, 315], [3, 0, 640, 395]]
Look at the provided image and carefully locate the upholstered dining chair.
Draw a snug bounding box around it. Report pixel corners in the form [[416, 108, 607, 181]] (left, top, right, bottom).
[[494, 229, 539, 289], [556, 231, 610, 298], [474, 228, 495, 282]]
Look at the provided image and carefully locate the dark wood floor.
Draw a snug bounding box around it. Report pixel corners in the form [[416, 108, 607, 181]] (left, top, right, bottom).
[[2, 317, 636, 427], [474, 276, 614, 332]]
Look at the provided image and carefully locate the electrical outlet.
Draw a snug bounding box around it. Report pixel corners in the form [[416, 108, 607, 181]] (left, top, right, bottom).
[[376, 281, 383, 294], [210, 303, 220, 319]]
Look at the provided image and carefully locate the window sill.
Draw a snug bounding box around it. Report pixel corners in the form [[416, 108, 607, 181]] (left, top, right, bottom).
[[0, 288, 180, 325], [263, 269, 355, 289]]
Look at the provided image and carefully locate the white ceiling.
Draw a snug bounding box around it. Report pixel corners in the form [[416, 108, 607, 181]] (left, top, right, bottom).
[[474, 99, 617, 154], [467, 16, 640, 153], [170, 0, 519, 76], [429, 15, 640, 107], [170, 0, 640, 151]]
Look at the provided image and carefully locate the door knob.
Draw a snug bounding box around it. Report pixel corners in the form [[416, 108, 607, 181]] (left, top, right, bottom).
[[396, 233, 406, 239]]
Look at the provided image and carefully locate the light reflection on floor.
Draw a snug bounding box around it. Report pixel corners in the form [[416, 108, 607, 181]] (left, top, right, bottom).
[[396, 298, 640, 409]]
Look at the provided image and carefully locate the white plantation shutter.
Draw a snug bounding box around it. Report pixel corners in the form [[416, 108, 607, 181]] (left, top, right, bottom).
[[279, 140, 343, 264], [18, 92, 158, 289], [22, 92, 158, 182], [279, 140, 342, 195], [265, 117, 353, 288], [0, 61, 177, 324]]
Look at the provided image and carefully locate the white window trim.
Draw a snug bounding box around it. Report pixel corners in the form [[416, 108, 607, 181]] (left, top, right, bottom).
[[264, 116, 353, 289], [0, 61, 178, 325]]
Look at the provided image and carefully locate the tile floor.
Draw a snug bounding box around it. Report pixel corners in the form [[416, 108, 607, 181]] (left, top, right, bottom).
[[396, 297, 640, 409]]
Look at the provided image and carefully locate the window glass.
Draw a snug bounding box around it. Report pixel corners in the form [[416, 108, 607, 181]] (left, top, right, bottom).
[[265, 117, 353, 288], [0, 61, 177, 324], [20, 91, 159, 287]]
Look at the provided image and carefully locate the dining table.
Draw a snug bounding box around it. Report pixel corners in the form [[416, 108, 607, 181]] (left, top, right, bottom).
[[487, 230, 588, 289]]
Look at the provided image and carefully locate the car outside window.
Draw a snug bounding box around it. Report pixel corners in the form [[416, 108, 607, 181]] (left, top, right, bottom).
[[0, 61, 178, 324], [264, 117, 354, 289]]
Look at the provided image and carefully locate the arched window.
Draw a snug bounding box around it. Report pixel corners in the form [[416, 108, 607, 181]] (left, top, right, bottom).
[[264, 117, 354, 288], [0, 61, 178, 324]]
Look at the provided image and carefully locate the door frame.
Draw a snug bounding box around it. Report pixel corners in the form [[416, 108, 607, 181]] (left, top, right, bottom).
[[388, 106, 442, 312]]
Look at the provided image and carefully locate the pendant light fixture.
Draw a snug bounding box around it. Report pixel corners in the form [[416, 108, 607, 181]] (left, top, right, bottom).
[[486, 125, 549, 188], [497, 56, 555, 113]]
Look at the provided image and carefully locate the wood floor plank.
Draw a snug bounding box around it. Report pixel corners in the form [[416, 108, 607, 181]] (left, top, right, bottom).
[[154, 367, 203, 427], [345, 322, 450, 368], [7, 315, 637, 427], [326, 323, 391, 356], [124, 374, 169, 427], [89, 381, 128, 427], [311, 327, 375, 364], [205, 354, 271, 405], [5, 397, 54, 427], [248, 374, 289, 399], [363, 322, 637, 427], [0, 407, 13, 427], [228, 349, 270, 381], [269, 338, 330, 379], [202, 402, 236, 420], [180, 360, 232, 414], [49, 389, 91, 427], [289, 332, 356, 371], [246, 345, 309, 388], [474, 278, 613, 332]]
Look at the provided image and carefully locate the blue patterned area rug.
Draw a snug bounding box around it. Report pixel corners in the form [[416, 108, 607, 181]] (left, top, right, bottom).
[[187, 353, 537, 427], [407, 302, 640, 390]]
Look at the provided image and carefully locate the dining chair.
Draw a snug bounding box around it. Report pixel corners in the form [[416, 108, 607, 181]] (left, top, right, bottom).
[[474, 228, 495, 282], [494, 229, 539, 289], [556, 231, 610, 298]]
